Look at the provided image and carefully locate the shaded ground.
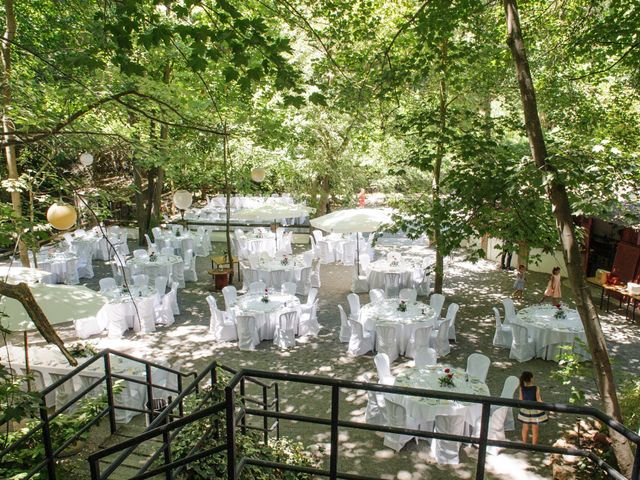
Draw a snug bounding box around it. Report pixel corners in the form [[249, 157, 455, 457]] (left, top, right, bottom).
[[4, 239, 639, 479]]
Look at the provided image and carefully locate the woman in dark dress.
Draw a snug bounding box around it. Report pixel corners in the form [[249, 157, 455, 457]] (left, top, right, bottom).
[[517, 371, 548, 444]]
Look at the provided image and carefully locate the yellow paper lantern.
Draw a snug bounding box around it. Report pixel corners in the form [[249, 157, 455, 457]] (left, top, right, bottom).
[[251, 167, 266, 183], [79, 152, 94, 166], [173, 190, 193, 210], [47, 203, 77, 230]]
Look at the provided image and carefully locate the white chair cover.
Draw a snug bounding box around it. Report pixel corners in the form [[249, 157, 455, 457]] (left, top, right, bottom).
[[500, 376, 520, 431], [383, 396, 419, 452], [416, 273, 431, 297], [338, 305, 351, 343], [414, 347, 437, 369], [492, 307, 513, 348], [249, 281, 267, 294], [405, 325, 433, 359], [296, 266, 312, 296], [430, 320, 451, 357], [281, 281, 297, 296], [222, 285, 237, 310], [501, 297, 517, 323], [298, 300, 319, 337], [509, 324, 536, 362], [104, 303, 130, 338], [99, 277, 117, 293], [133, 249, 148, 259], [154, 276, 168, 304], [375, 324, 400, 363], [383, 272, 402, 298], [359, 253, 371, 275], [310, 258, 321, 288], [168, 281, 180, 315], [466, 353, 491, 382], [236, 315, 260, 351], [347, 320, 373, 356], [302, 250, 315, 267], [431, 414, 465, 464], [133, 295, 156, 333], [274, 310, 297, 349], [430, 293, 445, 319], [369, 289, 385, 304], [74, 316, 103, 339], [155, 294, 175, 327], [132, 274, 149, 287], [399, 288, 417, 302], [443, 303, 459, 342], [207, 296, 237, 342], [374, 353, 394, 385], [183, 249, 198, 282], [365, 389, 386, 426], [305, 288, 318, 306], [347, 293, 360, 319]]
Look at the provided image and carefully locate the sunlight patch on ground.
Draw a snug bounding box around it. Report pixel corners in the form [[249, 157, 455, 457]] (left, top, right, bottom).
[[485, 452, 550, 479]]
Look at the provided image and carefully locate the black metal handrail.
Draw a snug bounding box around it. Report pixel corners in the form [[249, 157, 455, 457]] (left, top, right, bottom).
[[0, 349, 197, 480]]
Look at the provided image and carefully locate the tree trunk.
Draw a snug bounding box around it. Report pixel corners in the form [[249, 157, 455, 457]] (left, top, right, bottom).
[[503, 1, 635, 475], [151, 64, 171, 228], [1, 0, 28, 266], [222, 123, 233, 266], [317, 175, 330, 216], [432, 41, 447, 294], [0, 281, 76, 366]]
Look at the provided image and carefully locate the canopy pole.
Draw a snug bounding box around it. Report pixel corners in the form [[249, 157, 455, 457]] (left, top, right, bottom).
[[356, 233, 360, 276], [24, 331, 31, 392]]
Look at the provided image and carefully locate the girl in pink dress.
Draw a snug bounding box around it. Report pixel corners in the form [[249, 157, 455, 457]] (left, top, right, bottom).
[[540, 267, 562, 304]]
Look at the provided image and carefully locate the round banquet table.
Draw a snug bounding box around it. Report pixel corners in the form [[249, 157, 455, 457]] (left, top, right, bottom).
[[367, 259, 414, 290], [393, 365, 489, 427], [97, 285, 158, 335], [126, 254, 184, 287], [241, 257, 304, 290], [358, 299, 436, 353], [511, 305, 589, 361], [154, 231, 199, 255], [232, 292, 301, 340], [37, 251, 80, 285]]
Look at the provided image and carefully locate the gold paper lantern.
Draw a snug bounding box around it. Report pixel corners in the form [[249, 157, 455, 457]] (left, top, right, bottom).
[[173, 190, 193, 210], [79, 152, 94, 166], [47, 203, 77, 230], [251, 167, 266, 183]]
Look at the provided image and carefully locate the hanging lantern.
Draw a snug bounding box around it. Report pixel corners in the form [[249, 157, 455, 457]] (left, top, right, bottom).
[[173, 190, 193, 210], [79, 152, 94, 166], [251, 167, 266, 183], [47, 203, 77, 230]]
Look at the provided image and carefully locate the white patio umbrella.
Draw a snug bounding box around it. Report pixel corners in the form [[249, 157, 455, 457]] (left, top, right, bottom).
[[310, 208, 393, 274]]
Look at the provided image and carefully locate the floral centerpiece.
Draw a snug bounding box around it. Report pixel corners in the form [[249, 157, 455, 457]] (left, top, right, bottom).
[[149, 252, 157, 263], [554, 304, 566, 319], [261, 288, 270, 303], [438, 368, 455, 388], [389, 260, 399, 268], [280, 255, 289, 266], [175, 229, 181, 237], [69, 342, 98, 358], [397, 300, 407, 312]]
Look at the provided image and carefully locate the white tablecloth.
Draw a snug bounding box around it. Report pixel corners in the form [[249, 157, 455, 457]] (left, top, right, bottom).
[[0, 345, 175, 423], [97, 286, 158, 333], [232, 292, 300, 340], [358, 299, 436, 352], [127, 254, 184, 286], [367, 260, 414, 290], [512, 305, 589, 361], [242, 257, 304, 289], [242, 232, 277, 257], [154, 231, 199, 255], [37, 251, 80, 285], [394, 365, 489, 427]]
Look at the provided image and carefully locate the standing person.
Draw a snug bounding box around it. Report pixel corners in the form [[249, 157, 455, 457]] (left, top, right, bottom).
[[357, 188, 366, 208], [500, 248, 513, 270], [512, 264, 526, 299], [540, 267, 562, 304], [517, 371, 548, 444]]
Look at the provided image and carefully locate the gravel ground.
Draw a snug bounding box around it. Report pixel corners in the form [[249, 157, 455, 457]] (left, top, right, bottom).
[[4, 239, 639, 479]]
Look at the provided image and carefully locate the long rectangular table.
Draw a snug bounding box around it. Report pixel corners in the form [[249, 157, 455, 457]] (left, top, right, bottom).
[[587, 277, 640, 321]]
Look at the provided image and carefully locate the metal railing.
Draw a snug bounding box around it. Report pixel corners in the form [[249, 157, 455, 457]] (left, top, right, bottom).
[[88, 360, 280, 480], [87, 367, 640, 480], [0, 349, 197, 480]]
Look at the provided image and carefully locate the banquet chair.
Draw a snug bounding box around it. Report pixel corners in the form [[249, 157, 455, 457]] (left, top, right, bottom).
[[161, 246, 174, 256], [399, 288, 418, 302], [133, 248, 149, 258], [509, 324, 536, 362], [281, 231, 293, 255], [374, 353, 395, 385], [347, 320, 374, 356], [299, 300, 320, 337], [405, 325, 433, 359], [63, 232, 74, 246], [338, 305, 351, 342], [183, 249, 198, 282], [281, 282, 297, 296], [501, 298, 517, 323], [296, 266, 312, 296], [430, 320, 451, 357], [375, 324, 400, 363], [155, 276, 168, 301], [105, 302, 130, 338], [347, 293, 361, 319], [369, 289, 385, 304], [386, 251, 402, 263], [207, 296, 237, 342], [500, 376, 520, 431], [133, 274, 149, 287], [155, 291, 175, 327], [486, 407, 509, 455], [222, 285, 237, 310], [133, 295, 156, 334], [63, 258, 80, 285], [415, 273, 432, 298], [305, 287, 318, 306], [340, 240, 356, 266], [414, 347, 437, 369], [168, 281, 180, 315], [466, 353, 491, 383], [119, 229, 130, 255], [383, 396, 419, 452], [310, 258, 322, 288], [364, 373, 386, 426], [275, 310, 298, 349], [236, 315, 260, 351], [351, 267, 369, 294], [359, 253, 371, 275], [312, 230, 324, 243], [309, 235, 319, 257], [99, 277, 117, 293], [144, 234, 156, 252], [74, 244, 94, 279], [75, 316, 104, 339], [302, 250, 315, 267], [48, 372, 79, 411], [492, 307, 513, 348], [431, 414, 465, 464], [249, 281, 267, 294], [441, 303, 460, 342], [317, 240, 335, 264], [383, 272, 402, 298], [430, 293, 445, 320], [180, 237, 195, 259], [152, 226, 162, 239]]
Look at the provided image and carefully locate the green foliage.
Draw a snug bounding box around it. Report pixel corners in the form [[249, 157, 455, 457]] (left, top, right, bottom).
[[618, 377, 640, 433], [551, 341, 590, 405]]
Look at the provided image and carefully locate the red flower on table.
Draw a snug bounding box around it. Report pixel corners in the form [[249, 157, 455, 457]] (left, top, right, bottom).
[[555, 304, 562, 309], [447, 373, 453, 379], [444, 368, 450, 374]]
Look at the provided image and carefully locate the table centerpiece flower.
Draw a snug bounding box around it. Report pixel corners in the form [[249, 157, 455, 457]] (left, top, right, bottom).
[[438, 368, 455, 387], [69, 342, 98, 358], [389, 260, 399, 268], [397, 300, 407, 312], [280, 255, 289, 266], [554, 304, 566, 319], [149, 252, 157, 262], [261, 288, 270, 303]]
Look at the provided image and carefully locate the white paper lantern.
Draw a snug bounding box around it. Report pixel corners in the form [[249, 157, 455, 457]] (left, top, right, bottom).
[[47, 203, 77, 230], [79, 152, 94, 166], [173, 190, 193, 210], [251, 167, 266, 183]]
